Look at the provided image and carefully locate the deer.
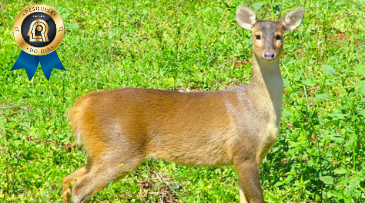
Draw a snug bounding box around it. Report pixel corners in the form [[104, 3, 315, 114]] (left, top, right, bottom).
[[62, 6, 304, 203]]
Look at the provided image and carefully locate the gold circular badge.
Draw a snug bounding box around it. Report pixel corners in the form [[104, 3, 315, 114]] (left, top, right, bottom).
[[13, 4, 64, 56]]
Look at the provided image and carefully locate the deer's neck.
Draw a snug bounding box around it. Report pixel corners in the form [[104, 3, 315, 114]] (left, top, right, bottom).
[[249, 54, 284, 122]]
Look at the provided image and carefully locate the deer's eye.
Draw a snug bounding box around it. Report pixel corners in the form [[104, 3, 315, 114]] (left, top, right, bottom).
[[255, 35, 261, 40], [275, 35, 282, 40]]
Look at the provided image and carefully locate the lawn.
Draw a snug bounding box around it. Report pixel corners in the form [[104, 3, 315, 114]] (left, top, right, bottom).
[[0, 0, 364, 202]]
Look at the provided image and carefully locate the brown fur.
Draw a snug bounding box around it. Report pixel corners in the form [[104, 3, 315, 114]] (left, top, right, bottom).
[[62, 6, 304, 203]]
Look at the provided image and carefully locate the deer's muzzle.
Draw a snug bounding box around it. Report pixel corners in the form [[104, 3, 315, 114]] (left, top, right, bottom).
[[262, 50, 277, 60]]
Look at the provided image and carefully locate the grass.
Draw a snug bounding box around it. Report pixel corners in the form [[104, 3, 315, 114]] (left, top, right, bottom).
[[1, 0, 365, 202]]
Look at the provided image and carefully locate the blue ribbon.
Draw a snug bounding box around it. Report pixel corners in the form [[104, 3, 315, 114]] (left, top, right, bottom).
[[11, 51, 65, 81]]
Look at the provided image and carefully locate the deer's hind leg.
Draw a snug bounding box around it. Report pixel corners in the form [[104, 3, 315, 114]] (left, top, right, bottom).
[[62, 143, 145, 203], [68, 150, 144, 203], [62, 161, 91, 202]]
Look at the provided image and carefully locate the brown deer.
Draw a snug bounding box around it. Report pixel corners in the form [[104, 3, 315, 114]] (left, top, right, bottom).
[[62, 6, 304, 203]]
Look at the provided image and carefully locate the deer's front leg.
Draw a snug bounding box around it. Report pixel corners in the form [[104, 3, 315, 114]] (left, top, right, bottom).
[[239, 179, 249, 203], [234, 157, 264, 203]]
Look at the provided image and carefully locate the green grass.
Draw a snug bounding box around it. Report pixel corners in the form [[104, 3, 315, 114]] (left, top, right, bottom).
[[1, 0, 365, 202]]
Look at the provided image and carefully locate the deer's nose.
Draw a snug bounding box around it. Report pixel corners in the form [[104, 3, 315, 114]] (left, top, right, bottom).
[[262, 51, 276, 60]]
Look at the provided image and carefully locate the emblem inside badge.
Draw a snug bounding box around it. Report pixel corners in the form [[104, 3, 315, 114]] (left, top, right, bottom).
[[28, 19, 49, 42]]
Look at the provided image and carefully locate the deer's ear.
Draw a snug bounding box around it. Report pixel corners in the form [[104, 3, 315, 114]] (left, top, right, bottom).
[[280, 8, 305, 31], [236, 6, 257, 30]]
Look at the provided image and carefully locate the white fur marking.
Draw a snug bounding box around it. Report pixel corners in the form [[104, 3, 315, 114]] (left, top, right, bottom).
[[76, 126, 81, 144]]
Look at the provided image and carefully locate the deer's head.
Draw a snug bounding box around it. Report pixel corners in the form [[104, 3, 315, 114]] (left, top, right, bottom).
[[236, 6, 305, 61]]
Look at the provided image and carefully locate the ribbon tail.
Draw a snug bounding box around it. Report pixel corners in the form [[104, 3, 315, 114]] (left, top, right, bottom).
[[11, 51, 39, 81], [39, 51, 66, 80]]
